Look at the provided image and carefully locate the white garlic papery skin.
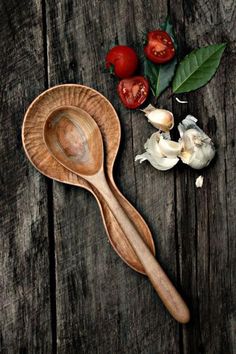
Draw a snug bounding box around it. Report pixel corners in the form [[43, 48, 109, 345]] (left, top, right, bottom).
[[195, 175, 204, 188], [175, 97, 188, 104], [135, 132, 179, 171], [141, 104, 174, 132], [178, 115, 216, 170]]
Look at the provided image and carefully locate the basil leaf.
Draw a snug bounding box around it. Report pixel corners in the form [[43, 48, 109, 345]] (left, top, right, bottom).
[[172, 43, 226, 93], [144, 16, 177, 98]]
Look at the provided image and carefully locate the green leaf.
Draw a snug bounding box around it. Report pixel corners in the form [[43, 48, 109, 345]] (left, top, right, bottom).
[[144, 58, 177, 97], [172, 43, 226, 93], [143, 59, 156, 95], [160, 15, 177, 47], [143, 16, 177, 98]]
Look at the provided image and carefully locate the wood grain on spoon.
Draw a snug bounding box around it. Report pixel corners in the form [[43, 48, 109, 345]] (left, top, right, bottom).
[[44, 105, 190, 324]]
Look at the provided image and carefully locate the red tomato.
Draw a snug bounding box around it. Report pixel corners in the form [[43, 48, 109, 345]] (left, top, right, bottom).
[[144, 30, 175, 64], [117, 76, 149, 109], [106, 45, 139, 78]]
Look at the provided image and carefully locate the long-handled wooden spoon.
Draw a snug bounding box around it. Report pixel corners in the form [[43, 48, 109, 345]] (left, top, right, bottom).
[[22, 84, 155, 275], [43, 105, 190, 323]]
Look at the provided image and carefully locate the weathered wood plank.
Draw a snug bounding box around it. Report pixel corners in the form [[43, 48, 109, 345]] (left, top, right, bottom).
[[131, 0, 182, 349], [1, 0, 235, 352], [170, 0, 236, 353], [46, 0, 180, 352], [0, 0, 53, 353]]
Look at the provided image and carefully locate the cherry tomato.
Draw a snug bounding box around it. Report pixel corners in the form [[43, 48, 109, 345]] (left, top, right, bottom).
[[106, 45, 139, 78], [117, 76, 149, 109], [144, 30, 175, 64]]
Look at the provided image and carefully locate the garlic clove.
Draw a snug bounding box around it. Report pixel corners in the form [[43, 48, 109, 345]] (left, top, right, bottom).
[[180, 143, 215, 169], [147, 109, 174, 132], [144, 132, 164, 158], [141, 105, 174, 132], [135, 152, 179, 171], [158, 135, 182, 158], [179, 149, 193, 164], [151, 156, 179, 171], [178, 117, 216, 170], [135, 132, 179, 171]]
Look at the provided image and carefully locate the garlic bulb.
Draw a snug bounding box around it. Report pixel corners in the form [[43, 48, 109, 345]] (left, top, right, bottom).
[[178, 115, 216, 169], [135, 132, 179, 171], [136, 113, 216, 172], [141, 104, 174, 132]]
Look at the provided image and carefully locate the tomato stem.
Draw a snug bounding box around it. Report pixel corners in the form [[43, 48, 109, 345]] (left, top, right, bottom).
[[109, 64, 115, 75]]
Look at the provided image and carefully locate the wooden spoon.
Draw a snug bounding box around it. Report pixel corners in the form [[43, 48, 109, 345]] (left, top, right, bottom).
[[22, 84, 155, 275], [43, 105, 190, 324]]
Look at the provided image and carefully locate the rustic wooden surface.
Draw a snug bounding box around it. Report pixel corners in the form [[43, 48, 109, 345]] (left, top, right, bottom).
[[0, 0, 235, 353]]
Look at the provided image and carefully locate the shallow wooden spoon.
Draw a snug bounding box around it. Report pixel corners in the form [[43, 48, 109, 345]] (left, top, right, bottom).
[[43, 105, 190, 323]]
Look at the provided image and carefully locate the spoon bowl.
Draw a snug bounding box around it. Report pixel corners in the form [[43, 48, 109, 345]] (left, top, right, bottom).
[[44, 107, 103, 176]]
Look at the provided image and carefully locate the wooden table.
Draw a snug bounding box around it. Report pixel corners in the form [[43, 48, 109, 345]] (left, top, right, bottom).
[[1, 0, 235, 353]]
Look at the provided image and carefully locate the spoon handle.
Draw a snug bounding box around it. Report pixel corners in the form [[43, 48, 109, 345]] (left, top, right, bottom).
[[90, 170, 190, 324]]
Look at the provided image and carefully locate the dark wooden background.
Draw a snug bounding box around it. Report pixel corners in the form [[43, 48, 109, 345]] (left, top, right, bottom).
[[0, 0, 235, 353]]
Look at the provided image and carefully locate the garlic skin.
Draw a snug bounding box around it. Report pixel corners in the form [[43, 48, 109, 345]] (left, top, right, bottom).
[[135, 132, 179, 171], [195, 175, 204, 188], [141, 104, 174, 132], [175, 97, 188, 104], [178, 115, 216, 170]]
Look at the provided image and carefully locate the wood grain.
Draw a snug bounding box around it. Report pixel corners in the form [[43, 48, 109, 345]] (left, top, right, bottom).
[[0, 0, 53, 353], [170, 0, 236, 352]]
